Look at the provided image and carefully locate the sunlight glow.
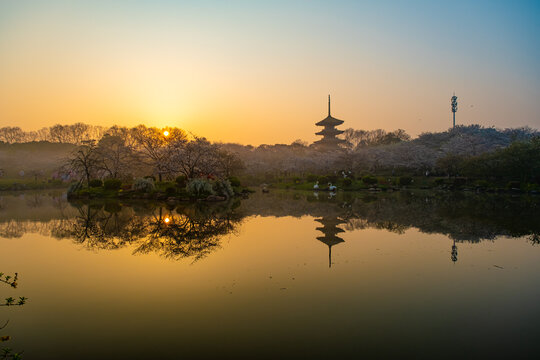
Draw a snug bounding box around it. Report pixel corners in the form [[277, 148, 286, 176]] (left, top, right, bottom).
[[163, 131, 170, 137], [164, 217, 170, 223]]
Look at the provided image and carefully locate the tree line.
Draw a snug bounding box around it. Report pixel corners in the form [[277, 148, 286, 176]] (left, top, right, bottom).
[[0, 123, 106, 145], [66, 125, 244, 185], [2, 122, 538, 187]]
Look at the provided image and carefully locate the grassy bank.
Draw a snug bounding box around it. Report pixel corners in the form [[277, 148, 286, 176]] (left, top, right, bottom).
[[68, 178, 253, 202], [263, 175, 540, 194], [0, 178, 68, 191]]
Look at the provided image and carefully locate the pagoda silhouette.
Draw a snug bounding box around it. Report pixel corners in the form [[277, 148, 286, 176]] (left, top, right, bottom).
[[313, 95, 346, 149], [315, 216, 346, 268]]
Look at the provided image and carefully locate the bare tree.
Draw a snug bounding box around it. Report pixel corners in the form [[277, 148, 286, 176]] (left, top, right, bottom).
[[132, 125, 187, 181], [216, 149, 244, 178], [67, 140, 100, 187], [171, 137, 221, 179], [95, 134, 137, 179], [0, 127, 25, 144]]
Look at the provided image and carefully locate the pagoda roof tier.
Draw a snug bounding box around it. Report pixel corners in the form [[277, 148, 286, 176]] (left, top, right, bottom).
[[316, 128, 344, 136], [316, 227, 345, 236], [316, 115, 344, 127], [316, 235, 345, 247], [315, 217, 347, 226], [313, 137, 346, 145]]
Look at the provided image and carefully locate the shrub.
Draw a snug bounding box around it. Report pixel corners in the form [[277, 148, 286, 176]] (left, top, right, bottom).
[[398, 176, 413, 186], [228, 176, 241, 187], [89, 179, 103, 188], [187, 178, 214, 197], [175, 175, 187, 188], [306, 174, 318, 182], [104, 178, 122, 190], [318, 176, 329, 184], [362, 175, 378, 185], [475, 180, 489, 188], [214, 179, 234, 198], [343, 178, 352, 187], [507, 181, 521, 189], [327, 175, 339, 183], [434, 178, 445, 186], [165, 186, 176, 196], [453, 177, 467, 187], [293, 176, 301, 184], [67, 182, 82, 195], [133, 177, 155, 193]]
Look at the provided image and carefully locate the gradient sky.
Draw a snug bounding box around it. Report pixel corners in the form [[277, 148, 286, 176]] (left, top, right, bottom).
[[1, 0, 539, 145]]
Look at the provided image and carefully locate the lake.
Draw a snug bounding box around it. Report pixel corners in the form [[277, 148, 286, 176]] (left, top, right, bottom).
[[1, 190, 539, 359]]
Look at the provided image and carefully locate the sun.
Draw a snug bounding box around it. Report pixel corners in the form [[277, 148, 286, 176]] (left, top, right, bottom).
[[164, 217, 170, 223], [163, 130, 170, 137]]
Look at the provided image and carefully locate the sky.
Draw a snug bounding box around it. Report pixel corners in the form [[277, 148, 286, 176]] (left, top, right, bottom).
[[0, 0, 539, 145]]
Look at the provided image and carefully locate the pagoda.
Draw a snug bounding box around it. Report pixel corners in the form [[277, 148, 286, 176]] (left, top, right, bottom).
[[315, 216, 346, 268], [313, 95, 346, 149]]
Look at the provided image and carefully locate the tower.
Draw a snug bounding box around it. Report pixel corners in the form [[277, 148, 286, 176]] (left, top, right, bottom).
[[451, 93, 458, 128], [313, 95, 346, 149]]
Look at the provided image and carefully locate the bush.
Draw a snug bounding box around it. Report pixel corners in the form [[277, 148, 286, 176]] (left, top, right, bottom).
[[453, 177, 467, 187], [343, 178, 352, 187], [187, 178, 214, 197], [175, 175, 187, 188], [507, 181, 521, 189], [362, 175, 378, 185], [398, 176, 413, 186], [228, 176, 241, 187], [214, 179, 234, 198], [293, 176, 301, 184], [327, 175, 339, 183], [165, 186, 176, 196], [104, 178, 122, 190], [318, 176, 329, 184], [89, 179, 103, 188], [475, 180, 489, 188], [133, 177, 155, 193], [306, 174, 318, 182], [434, 178, 445, 186], [67, 182, 82, 195]]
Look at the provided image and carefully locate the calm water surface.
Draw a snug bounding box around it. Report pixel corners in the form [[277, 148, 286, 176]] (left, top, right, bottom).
[[1, 191, 539, 359]]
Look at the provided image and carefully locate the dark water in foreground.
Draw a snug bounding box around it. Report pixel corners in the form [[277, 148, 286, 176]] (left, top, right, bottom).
[[1, 190, 539, 359]]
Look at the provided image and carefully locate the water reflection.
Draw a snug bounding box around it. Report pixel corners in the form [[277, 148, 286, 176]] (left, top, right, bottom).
[[0, 191, 539, 264], [315, 216, 345, 268], [51, 200, 244, 261]]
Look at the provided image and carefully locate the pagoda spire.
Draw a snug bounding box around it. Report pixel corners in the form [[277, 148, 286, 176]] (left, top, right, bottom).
[[328, 94, 331, 116], [314, 95, 345, 149]]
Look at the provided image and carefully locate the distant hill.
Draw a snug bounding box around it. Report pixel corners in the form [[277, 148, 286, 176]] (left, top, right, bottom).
[[0, 141, 75, 178]]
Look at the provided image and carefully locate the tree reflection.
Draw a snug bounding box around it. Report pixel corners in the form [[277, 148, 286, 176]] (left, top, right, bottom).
[[0, 191, 539, 264], [451, 240, 458, 263], [47, 200, 244, 261]]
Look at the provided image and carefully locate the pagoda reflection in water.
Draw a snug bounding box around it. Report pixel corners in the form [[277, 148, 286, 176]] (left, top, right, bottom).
[[315, 216, 346, 268]]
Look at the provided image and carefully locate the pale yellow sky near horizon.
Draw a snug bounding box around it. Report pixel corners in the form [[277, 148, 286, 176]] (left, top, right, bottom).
[[0, 1, 539, 145]]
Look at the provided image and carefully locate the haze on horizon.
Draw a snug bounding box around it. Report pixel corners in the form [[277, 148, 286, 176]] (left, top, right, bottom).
[[0, 0, 539, 145]]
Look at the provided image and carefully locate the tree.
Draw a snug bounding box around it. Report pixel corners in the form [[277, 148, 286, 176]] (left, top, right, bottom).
[[95, 134, 137, 180], [0, 127, 24, 144], [67, 140, 100, 187], [131, 125, 187, 181], [216, 149, 245, 178], [171, 137, 221, 179]]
